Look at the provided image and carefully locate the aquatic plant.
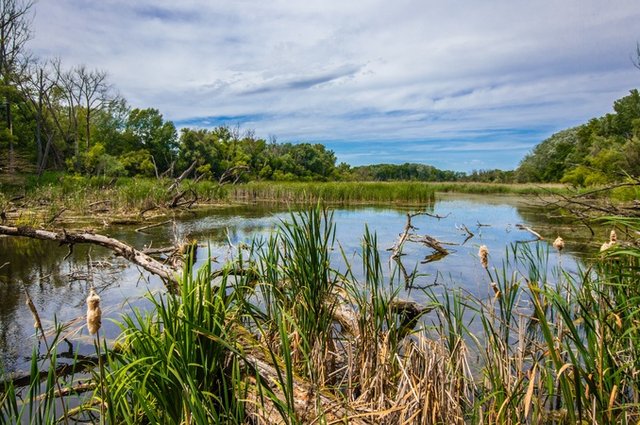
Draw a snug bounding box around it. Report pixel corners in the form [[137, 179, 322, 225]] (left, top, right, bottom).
[[2, 209, 640, 424]]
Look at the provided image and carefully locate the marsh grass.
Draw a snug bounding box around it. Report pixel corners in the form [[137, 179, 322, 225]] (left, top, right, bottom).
[[232, 181, 437, 204], [2, 208, 640, 424]]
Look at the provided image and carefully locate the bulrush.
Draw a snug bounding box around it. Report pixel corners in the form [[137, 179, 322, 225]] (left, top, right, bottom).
[[490, 281, 501, 299], [479, 245, 489, 268], [25, 293, 43, 331], [601, 229, 619, 252], [86, 288, 102, 335], [553, 236, 565, 252]]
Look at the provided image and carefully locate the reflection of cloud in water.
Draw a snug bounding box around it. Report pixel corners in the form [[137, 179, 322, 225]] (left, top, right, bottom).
[[0, 198, 592, 373]]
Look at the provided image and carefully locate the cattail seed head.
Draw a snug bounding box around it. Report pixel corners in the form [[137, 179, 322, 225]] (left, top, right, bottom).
[[479, 245, 489, 269], [490, 281, 502, 299], [86, 289, 102, 335], [610, 230, 617, 243], [25, 295, 42, 330], [553, 236, 565, 252]]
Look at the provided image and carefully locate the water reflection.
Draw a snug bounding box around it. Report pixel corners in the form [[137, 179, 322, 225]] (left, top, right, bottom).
[[0, 195, 605, 374]]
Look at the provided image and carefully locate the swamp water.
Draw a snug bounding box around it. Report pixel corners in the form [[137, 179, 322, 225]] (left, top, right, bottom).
[[0, 194, 606, 374]]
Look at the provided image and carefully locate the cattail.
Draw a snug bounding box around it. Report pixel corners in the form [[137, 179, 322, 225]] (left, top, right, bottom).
[[479, 245, 489, 269], [490, 281, 502, 299], [25, 293, 43, 331], [610, 230, 617, 243], [86, 288, 102, 335], [553, 236, 565, 252]]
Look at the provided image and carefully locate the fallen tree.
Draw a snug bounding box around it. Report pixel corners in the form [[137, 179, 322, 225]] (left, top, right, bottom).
[[0, 225, 180, 289]]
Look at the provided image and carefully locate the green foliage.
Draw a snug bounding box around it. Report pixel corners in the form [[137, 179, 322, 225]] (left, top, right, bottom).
[[4, 210, 640, 423], [516, 127, 579, 182], [351, 162, 465, 181], [518, 89, 640, 185], [118, 149, 155, 177]]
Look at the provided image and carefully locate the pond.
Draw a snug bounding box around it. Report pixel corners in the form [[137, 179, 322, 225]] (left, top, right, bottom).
[[0, 193, 607, 374]]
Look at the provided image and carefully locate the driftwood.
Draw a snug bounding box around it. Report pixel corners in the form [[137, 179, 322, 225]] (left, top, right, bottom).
[[515, 224, 544, 240], [1, 354, 105, 391], [407, 234, 449, 255], [457, 223, 475, 244], [135, 219, 172, 233], [389, 212, 451, 260], [0, 224, 433, 423], [0, 225, 179, 289]]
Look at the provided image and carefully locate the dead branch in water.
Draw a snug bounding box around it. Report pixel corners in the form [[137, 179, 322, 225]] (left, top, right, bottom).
[[0, 225, 179, 289], [389, 211, 452, 261], [457, 223, 475, 245], [515, 224, 544, 240], [389, 212, 450, 259], [135, 219, 172, 233]]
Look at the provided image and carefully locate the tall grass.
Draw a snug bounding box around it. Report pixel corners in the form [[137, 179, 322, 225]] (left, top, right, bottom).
[[2, 208, 640, 424], [232, 181, 437, 204]]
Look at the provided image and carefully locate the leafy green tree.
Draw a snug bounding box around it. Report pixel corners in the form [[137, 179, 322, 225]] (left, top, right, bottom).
[[124, 108, 177, 174]]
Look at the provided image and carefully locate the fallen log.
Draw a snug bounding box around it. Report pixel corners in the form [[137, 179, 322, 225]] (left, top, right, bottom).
[[0, 225, 179, 290]]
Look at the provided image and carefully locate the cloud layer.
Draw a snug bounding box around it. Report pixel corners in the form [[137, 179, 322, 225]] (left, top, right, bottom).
[[31, 0, 640, 170]]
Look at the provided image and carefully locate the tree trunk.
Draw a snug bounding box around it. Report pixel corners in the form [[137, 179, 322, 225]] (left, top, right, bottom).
[[6, 99, 13, 173], [35, 68, 43, 170]]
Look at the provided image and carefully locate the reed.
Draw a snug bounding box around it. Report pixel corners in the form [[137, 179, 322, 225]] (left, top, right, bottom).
[[232, 181, 437, 204], [2, 209, 640, 424]]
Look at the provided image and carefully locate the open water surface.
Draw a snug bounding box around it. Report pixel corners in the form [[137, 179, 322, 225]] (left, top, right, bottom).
[[0, 194, 608, 373]]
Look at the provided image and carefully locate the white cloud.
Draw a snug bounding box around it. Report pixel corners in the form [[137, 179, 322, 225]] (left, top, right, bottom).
[[29, 0, 640, 170]]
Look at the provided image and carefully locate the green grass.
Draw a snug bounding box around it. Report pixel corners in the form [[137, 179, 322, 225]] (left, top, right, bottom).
[[424, 181, 568, 195], [2, 207, 640, 424], [233, 181, 437, 204]]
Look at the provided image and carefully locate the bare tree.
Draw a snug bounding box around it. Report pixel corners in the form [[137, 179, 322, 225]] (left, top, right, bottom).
[[0, 0, 33, 173], [53, 60, 81, 157], [77, 66, 111, 149], [16, 58, 58, 173]]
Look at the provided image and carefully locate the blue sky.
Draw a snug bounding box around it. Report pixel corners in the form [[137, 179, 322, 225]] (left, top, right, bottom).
[[31, 0, 640, 171]]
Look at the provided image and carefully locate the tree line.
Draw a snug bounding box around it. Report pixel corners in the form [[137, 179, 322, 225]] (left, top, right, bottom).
[[2, 0, 638, 186], [0, 0, 515, 184]]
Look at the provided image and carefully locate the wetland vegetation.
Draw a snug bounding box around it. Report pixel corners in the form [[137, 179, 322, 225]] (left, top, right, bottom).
[[1, 205, 639, 424], [1, 0, 640, 423]]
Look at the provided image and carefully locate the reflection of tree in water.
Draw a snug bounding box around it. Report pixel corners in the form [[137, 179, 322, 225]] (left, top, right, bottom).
[[0, 238, 126, 371], [514, 203, 607, 258]]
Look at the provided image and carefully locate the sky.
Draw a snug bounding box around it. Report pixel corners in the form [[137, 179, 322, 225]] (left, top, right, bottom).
[[30, 0, 640, 171]]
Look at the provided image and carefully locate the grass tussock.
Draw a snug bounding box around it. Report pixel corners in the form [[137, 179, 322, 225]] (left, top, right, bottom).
[[2, 206, 640, 424]]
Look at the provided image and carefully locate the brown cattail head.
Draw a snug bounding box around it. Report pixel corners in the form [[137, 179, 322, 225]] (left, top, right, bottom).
[[86, 289, 102, 335], [553, 236, 565, 252], [479, 245, 489, 269], [610, 230, 617, 243], [490, 281, 502, 299], [25, 293, 43, 330]]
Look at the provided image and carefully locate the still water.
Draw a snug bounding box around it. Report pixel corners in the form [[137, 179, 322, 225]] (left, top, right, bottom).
[[0, 194, 606, 374]]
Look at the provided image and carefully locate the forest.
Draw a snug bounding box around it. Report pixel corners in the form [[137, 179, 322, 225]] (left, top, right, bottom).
[[0, 0, 639, 188]]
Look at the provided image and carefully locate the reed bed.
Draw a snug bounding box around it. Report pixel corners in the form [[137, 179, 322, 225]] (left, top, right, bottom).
[[2, 207, 640, 424], [232, 181, 437, 204]]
